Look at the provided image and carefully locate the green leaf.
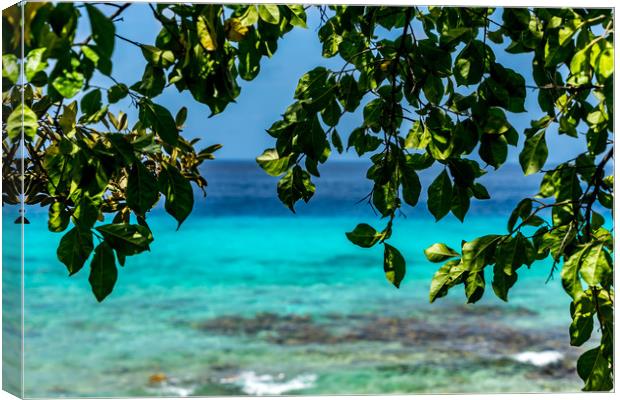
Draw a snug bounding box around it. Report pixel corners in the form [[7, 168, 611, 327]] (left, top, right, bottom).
[[450, 185, 470, 222], [175, 107, 188, 127], [80, 89, 102, 116], [346, 223, 383, 248], [462, 235, 502, 272], [287, 5, 307, 28], [258, 5, 280, 24], [52, 69, 84, 98], [579, 243, 612, 287], [158, 164, 194, 229], [519, 131, 548, 175], [48, 202, 70, 233], [139, 100, 178, 145], [479, 133, 508, 168], [131, 64, 165, 97], [424, 243, 459, 263], [577, 346, 613, 391], [237, 28, 261, 80], [81, 45, 100, 65], [298, 115, 330, 161], [422, 74, 444, 104], [321, 98, 341, 126], [88, 242, 118, 302], [107, 83, 128, 103], [454, 41, 485, 85], [465, 271, 485, 303], [405, 121, 430, 149], [94, 224, 151, 268], [295, 67, 329, 101], [507, 198, 532, 232], [338, 74, 361, 112], [401, 168, 421, 207], [25, 48, 47, 81], [427, 170, 453, 221], [595, 41, 613, 80], [363, 99, 384, 132], [491, 264, 517, 302], [57, 226, 94, 275], [570, 294, 594, 346], [492, 246, 518, 303], [472, 183, 490, 200], [277, 166, 315, 212], [6, 105, 38, 141], [331, 129, 343, 153], [256, 148, 291, 176], [108, 134, 136, 164], [126, 163, 159, 215], [2, 54, 19, 83], [372, 182, 397, 217], [429, 259, 466, 302], [561, 246, 587, 299], [85, 4, 115, 58], [238, 5, 258, 26], [383, 243, 406, 288], [141, 45, 175, 68]]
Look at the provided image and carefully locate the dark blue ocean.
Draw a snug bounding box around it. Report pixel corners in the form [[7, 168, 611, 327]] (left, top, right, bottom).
[[4, 161, 593, 396]]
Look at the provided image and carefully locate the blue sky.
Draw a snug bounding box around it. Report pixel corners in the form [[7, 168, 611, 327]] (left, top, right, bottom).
[[91, 4, 585, 162]]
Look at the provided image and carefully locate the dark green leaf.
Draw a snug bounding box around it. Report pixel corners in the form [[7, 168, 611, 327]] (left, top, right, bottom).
[[384, 243, 406, 288], [126, 163, 159, 215], [158, 164, 194, 229], [80, 89, 102, 116], [427, 170, 453, 221], [88, 242, 117, 302], [57, 226, 94, 275], [85, 4, 115, 58], [401, 168, 421, 207], [277, 166, 315, 212], [107, 83, 128, 103], [139, 100, 178, 145], [577, 346, 613, 391]]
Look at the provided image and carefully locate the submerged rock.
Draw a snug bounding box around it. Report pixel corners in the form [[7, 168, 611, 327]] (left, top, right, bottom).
[[192, 311, 567, 358]]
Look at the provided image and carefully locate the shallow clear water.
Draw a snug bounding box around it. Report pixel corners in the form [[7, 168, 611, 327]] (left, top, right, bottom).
[[6, 161, 597, 396]]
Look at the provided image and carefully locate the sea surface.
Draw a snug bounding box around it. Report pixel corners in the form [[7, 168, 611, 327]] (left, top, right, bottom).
[[3, 160, 602, 397]]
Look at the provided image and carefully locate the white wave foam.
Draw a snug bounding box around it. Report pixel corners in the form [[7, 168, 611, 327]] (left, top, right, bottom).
[[511, 350, 564, 367], [221, 371, 317, 395], [146, 379, 195, 397]]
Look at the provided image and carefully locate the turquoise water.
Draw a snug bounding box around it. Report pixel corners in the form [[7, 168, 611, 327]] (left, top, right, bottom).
[[6, 161, 595, 396]]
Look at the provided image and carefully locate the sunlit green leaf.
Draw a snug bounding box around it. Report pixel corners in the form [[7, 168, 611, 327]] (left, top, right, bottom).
[[6, 104, 38, 141], [346, 223, 383, 248], [424, 243, 459, 263]]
